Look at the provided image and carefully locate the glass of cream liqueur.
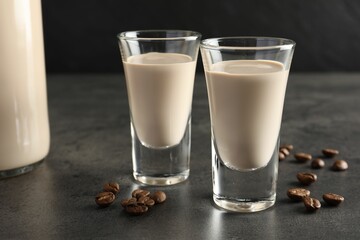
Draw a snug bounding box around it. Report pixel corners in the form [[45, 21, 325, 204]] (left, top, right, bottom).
[[118, 30, 201, 185], [201, 37, 295, 212]]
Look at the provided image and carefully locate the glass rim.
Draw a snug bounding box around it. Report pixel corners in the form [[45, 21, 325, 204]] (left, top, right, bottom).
[[117, 30, 201, 41], [200, 36, 296, 50]]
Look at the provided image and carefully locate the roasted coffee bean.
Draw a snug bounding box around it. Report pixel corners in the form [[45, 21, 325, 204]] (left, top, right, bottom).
[[103, 182, 120, 194], [131, 189, 143, 198], [297, 172, 317, 185], [331, 160, 348, 171], [145, 198, 155, 207], [95, 192, 115, 207], [138, 196, 150, 204], [120, 197, 137, 208], [279, 151, 286, 161], [311, 158, 325, 169], [132, 189, 150, 199], [322, 148, 339, 158], [323, 193, 345, 206], [281, 144, 294, 151], [120, 198, 130, 208], [127, 197, 137, 206], [121, 189, 166, 215], [280, 147, 290, 156], [125, 204, 148, 215], [151, 191, 167, 204], [294, 153, 312, 162], [139, 190, 151, 198], [303, 196, 321, 212], [287, 188, 311, 201]]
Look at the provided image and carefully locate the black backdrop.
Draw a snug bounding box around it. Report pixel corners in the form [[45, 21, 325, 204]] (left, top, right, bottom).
[[42, 0, 360, 73]]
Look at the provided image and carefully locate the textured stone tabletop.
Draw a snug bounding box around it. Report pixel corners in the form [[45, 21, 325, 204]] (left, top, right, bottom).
[[0, 73, 359, 239]]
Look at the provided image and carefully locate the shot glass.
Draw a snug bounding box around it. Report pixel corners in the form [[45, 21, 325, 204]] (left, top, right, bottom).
[[118, 30, 201, 185], [201, 37, 295, 212]]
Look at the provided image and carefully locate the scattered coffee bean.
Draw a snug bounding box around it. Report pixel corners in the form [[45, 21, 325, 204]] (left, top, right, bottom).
[[128, 197, 138, 205], [311, 158, 325, 169], [131, 189, 143, 198], [279, 152, 286, 161], [283, 146, 347, 214], [287, 188, 310, 201], [297, 172, 317, 185], [323, 193, 345, 206], [331, 160, 348, 171], [279, 144, 294, 161], [294, 152, 312, 162], [120, 198, 131, 207], [303, 196, 321, 212], [120, 197, 137, 207], [140, 190, 150, 197], [95, 192, 115, 207], [322, 148, 339, 158], [280, 147, 290, 156], [121, 189, 166, 215], [96, 183, 167, 215], [103, 182, 120, 194], [135, 198, 155, 208], [281, 144, 294, 151], [125, 204, 148, 215], [145, 198, 155, 207], [151, 191, 167, 204], [132, 189, 150, 198], [138, 195, 150, 204]]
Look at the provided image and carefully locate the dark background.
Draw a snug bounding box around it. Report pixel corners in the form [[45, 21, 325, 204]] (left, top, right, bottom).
[[42, 0, 360, 73]]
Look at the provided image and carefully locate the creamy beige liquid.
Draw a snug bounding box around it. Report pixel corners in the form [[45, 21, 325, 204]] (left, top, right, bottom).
[[123, 52, 196, 148], [206, 60, 289, 170], [0, 0, 50, 171]]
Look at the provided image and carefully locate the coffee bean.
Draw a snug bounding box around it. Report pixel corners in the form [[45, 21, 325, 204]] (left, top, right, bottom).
[[297, 172, 317, 185], [138, 196, 150, 204], [279, 152, 286, 161], [95, 192, 115, 207], [132, 189, 150, 199], [139, 190, 150, 198], [131, 189, 143, 198], [323, 193, 345, 206], [120, 197, 137, 208], [151, 191, 166, 204], [125, 205, 148, 215], [311, 158, 325, 169], [303, 196, 321, 212], [103, 182, 120, 194], [294, 153, 312, 162], [120, 189, 167, 215], [127, 197, 137, 206], [281, 144, 294, 151], [322, 148, 339, 158], [120, 198, 130, 208], [287, 188, 311, 201], [331, 160, 348, 171], [280, 147, 290, 156], [121, 195, 155, 209], [145, 198, 155, 207]]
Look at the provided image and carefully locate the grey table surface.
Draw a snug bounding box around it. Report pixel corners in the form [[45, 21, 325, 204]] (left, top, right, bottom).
[[0, 73, 359, 240]]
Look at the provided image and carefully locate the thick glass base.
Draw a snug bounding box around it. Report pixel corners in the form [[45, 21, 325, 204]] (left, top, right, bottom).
[[213, 194, 275, 212], [212, 137, 279, 212], [133, 170, 189, 186], [131, 118, 191, 186], [0, 159, 44, 179]]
